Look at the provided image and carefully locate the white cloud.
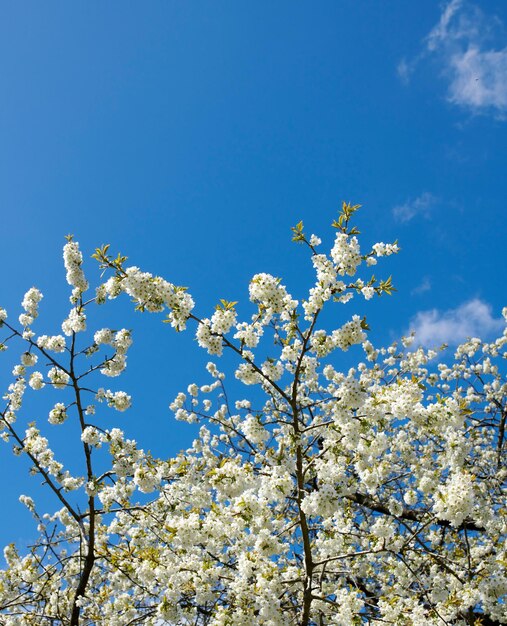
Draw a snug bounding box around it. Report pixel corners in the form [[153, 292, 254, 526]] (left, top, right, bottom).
[[401, 1, 507, 118], [392, 192, 437, 223], [446, 46, 507, 112], [409, 298, 504, 346]]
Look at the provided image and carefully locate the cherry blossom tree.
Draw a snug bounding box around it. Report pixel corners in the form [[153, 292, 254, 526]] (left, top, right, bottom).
[[0, 203, 506, 626]]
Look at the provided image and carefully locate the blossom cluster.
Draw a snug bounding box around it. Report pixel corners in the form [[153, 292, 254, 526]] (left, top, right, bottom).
[[102, 267, 195, 330], [19, 287, 43, 327], [94, 328, 133, 377], [63, 239, 89, 293]]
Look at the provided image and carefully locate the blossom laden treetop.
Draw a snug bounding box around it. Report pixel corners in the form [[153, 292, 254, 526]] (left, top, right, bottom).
[[0, 203, 505, 625]]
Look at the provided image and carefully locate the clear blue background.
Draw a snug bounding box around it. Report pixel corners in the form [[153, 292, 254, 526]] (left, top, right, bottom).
[[0, 1, 506, 547]]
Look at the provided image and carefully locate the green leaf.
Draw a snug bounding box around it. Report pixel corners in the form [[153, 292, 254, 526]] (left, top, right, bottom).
[[360, 316, 370, 331]]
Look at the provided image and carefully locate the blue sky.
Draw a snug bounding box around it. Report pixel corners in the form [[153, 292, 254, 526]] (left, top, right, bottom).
[[0, 1, 506, 545]]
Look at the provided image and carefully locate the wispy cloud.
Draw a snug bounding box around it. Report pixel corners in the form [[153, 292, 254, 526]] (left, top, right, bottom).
[[392, 192, 437, 223], [397, 58, 413, 85], [408, 298, 504, 346], [401, 1, 507, 118], [411, 276, 432, 295]]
